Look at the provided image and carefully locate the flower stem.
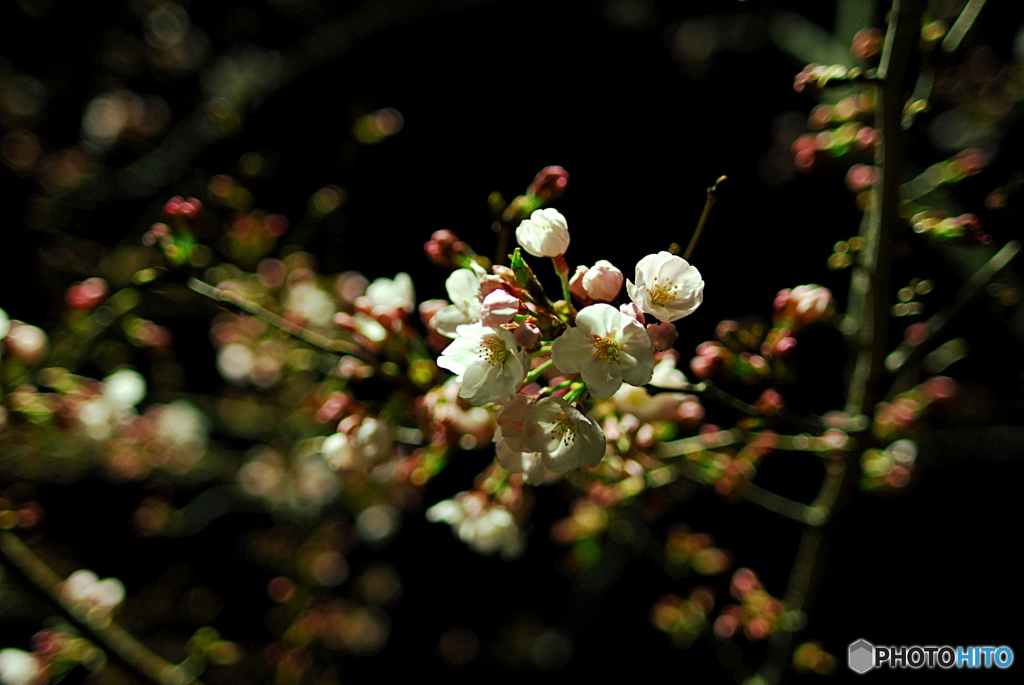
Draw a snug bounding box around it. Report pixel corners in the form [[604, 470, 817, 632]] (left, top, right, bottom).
[[683, 175, 727, 262], [524, 359, 553, 385]]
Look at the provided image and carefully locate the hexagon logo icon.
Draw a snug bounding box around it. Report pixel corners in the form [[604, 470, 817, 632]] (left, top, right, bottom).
[[848, 639, 875, 674]]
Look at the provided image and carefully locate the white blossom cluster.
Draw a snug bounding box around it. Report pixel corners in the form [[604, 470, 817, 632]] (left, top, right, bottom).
[[431, 208, 704, 481]]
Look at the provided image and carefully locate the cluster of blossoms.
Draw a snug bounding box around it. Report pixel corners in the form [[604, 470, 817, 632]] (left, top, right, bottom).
[[427, 207, 704, 486]]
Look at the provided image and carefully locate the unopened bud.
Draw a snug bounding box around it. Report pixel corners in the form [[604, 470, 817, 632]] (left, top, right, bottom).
[[582, 260, 623, 302], [480, 289, 521, 326], [527, 165, 570, 201]]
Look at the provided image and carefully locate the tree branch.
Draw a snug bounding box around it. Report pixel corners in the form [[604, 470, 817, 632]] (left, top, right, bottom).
[[0, 532, 206, 685]]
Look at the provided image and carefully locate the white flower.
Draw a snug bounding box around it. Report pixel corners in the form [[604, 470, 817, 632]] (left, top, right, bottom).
[[495, 430, 547, 483], [437, 323, 527, 405], [322, 417, 394, 469], [365, 272, 415, 313], [515, 208, 570, 258], [432, 264, 486, 338], [64, 569, 126, 613], [104, 368, 146, 411], [0, 649, 40, 685], [427, 493, 524, 558], [626, 251, 704, 323], [522, 396, 606, 472], [551, 303, 654, 398]]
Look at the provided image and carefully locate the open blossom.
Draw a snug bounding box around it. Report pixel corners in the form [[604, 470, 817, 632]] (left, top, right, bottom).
[[494, 427, 547, 483], [432, 263, 487, 337], [437, 323, 527, 405], [515, 208, 570, 258], [627, 251, 704, 323], [551, 303, 654, 398], [522, 396, 606, 472]]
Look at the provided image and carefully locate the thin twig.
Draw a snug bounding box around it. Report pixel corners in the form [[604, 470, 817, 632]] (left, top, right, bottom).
[[187, 278, 373, 362], [885, 239, 1021, 381], [942, 0, 986, 53], [0, 532, 206, 685], [683, 176, 727, 262]]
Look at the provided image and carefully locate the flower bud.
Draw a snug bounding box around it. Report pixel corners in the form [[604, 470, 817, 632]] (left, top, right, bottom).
[[620, 302, 645, 325], [774, 285, 833, 330], [582, 260, 623, 302], [527, 165, 570, 201], [480, 289, 521, 326], [513, 321, 541, 351], [569, 266, 589, 301], [425, 229, 470, 268], [515, 208, 570, 258], [646, 322, 678, 352]]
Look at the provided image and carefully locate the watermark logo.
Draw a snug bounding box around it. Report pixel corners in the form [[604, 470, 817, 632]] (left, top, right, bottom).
[[848, 639, 1014, 673], [848, 639, 875, 674]]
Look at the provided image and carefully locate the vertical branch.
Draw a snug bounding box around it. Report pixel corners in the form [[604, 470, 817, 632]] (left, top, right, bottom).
[[759, 2, 924, 683], [845, 0, 920, 417]]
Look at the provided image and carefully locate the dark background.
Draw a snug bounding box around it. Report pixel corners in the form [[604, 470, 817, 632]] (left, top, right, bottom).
[[1, 1, 1022, 683]]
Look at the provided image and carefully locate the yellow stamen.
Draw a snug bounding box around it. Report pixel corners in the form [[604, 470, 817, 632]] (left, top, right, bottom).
[[480, 337, 509, 366], [648, 277, 680, 306], [592, 335, 620, 362]]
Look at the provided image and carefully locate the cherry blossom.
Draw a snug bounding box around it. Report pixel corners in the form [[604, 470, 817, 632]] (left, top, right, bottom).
[[432, 263, 487, 337], [437, 323, 527, 405], [551, 303, 654, 398], [364, 272, 415, 314], [0, 649, 40, 685], [627, 251, 704, 323], [515, 208, 570, 258], [522, 396, 606, 472]]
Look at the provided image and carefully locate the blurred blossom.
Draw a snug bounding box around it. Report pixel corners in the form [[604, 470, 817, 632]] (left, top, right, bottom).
[[5, 323, 49, 363], [290, 453, 338, 509], [0, 649, 40, 685], [357, 504, 399, 542], [217, 342, 255, 382], [354, 108, 404, 145], [156, 400, 208, 452], [364, 272, 415, 314], [286, 282, 336, 326], [103, 369, 146, 412], [321, 416, 394, 470], [82, 93, 129, 148], [426, 493, 524, 558], [0, 308, 10, 340], [63, 569, 126, 617]]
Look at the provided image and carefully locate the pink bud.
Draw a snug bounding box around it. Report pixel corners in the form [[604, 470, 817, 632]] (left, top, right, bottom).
[[527, 165, 570, 201], [480, 290, 521, 326], [582, 260, 623, 302], [646, 322, 678, 352], [620, 302, 644, 325], [513, 321, 541, 351], [569, 266, 589, 301]]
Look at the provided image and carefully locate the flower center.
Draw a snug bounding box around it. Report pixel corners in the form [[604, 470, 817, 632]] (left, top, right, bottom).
[[592, 335, 620, 362], [480, 336, 509, 366], [648, 277, 680, 306], [553, 414, 577, 447]]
